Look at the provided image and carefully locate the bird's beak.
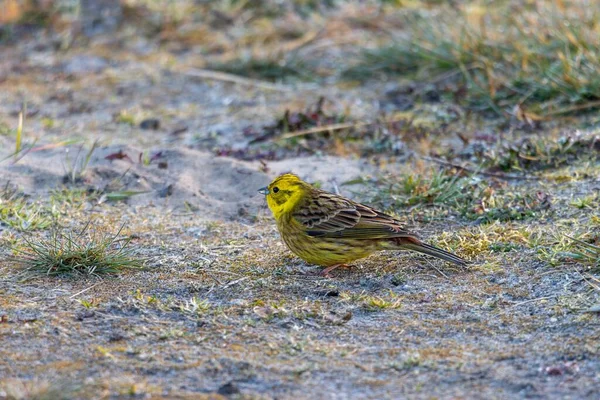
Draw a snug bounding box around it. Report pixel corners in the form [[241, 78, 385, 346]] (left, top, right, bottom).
[[258, 186, 269, 195]]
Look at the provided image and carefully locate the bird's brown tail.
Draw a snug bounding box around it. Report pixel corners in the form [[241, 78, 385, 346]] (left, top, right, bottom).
[[398, 238, 467, 266]]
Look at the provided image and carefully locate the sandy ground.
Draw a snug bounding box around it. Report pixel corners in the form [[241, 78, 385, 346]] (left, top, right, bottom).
[[1, 16, 600, 400], [0, 139, 378, 221]]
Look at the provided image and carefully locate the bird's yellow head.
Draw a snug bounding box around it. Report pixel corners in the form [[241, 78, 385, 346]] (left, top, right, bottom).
[[258, 173, 307, 218]]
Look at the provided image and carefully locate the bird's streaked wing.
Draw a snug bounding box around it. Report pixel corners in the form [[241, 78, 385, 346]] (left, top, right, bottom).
[[293, 190, 417, 239]]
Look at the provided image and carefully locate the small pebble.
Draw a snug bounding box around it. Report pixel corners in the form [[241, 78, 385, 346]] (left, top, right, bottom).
[[217, 382, 240, 396], [140, 119, 160, 130]]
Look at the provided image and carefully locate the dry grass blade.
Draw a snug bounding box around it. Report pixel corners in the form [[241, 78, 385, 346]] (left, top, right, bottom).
[[277, 121, 366, 140], [276, 117, 408, 140], [30, 139, 84, 152], [15, 110, 23, 156], [183, 68, 292, 92], [100, 190, 151, 202]]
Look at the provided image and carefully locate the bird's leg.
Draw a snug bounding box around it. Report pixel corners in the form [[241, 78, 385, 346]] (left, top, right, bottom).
[[320, 264, 350, 277]]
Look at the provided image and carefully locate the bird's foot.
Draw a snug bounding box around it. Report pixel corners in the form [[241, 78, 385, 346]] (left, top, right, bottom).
[[319, 264, 350, 278]]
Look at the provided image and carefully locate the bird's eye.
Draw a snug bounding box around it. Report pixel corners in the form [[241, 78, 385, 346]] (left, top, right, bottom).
[[272, 187, 279, 193]]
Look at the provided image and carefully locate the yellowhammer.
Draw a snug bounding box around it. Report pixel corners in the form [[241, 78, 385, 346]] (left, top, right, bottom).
[[259, 173, 466, 276]]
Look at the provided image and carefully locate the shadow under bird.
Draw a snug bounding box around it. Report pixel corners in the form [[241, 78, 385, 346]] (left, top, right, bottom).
[[259, 173, 467, 276]]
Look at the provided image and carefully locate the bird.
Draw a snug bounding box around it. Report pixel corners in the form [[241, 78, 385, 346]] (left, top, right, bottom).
[[258, 173, 467, 276]]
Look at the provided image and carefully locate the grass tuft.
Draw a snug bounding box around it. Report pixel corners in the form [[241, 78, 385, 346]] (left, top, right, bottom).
[[564, 235, 600, 272], [435, 223, 532, 261], [0, 185, 53, 231], [0, 377, 80, 400], [345, 170, 471, 209], [64, 141, 99, 184], [570, 194, 598, 210], [208, 57, 312, 83], [344, 2, 600, 116], [467, 187, 552, 224], [479, 131, 599, 172], [14, 223, 143, 278], [340, 290, 402, 311], [345, 169, 553, 223]]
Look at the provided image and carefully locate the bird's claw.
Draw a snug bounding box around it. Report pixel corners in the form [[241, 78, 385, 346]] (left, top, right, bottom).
[[319, 264, 350, 278]]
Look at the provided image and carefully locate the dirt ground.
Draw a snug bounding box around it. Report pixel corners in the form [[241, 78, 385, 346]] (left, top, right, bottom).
[[1, 3, 600, 399]]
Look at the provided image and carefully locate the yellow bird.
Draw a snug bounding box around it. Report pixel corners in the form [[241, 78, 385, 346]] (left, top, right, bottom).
[[259, 173, 466, 276]]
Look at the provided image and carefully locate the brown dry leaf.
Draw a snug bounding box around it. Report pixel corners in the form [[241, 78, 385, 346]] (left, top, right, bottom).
[[105, 150, 133, 163]]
